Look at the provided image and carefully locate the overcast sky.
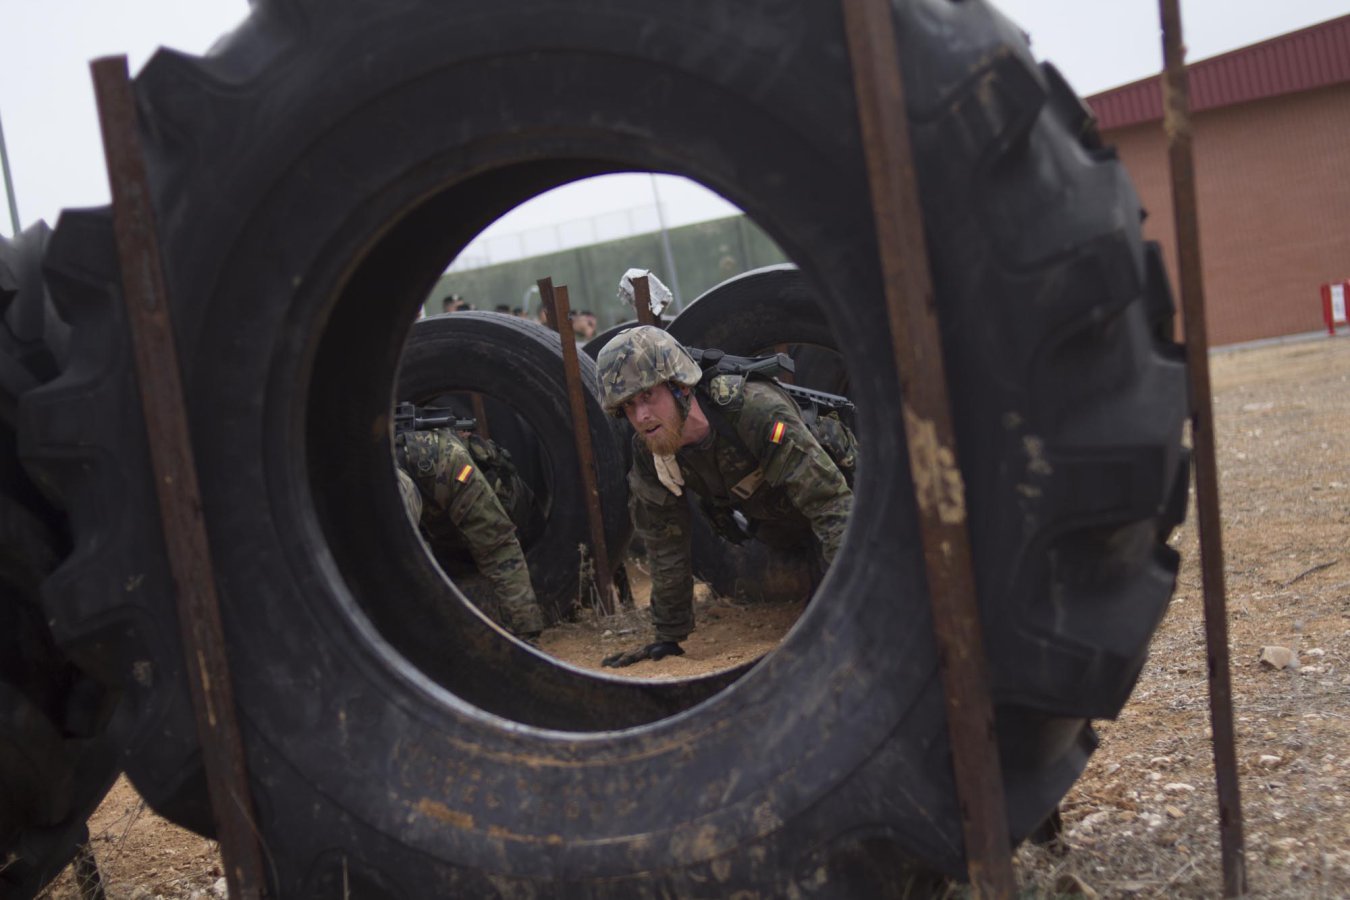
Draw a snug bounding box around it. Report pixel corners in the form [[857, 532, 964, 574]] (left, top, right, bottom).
[[2, 0, 1346, 241]]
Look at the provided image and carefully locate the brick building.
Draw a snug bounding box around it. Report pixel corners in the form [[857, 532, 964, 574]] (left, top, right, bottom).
[[1087, 14, 1350, 345]]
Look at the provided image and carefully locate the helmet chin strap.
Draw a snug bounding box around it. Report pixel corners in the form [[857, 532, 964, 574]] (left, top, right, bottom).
[[669, 382, 692, 418]]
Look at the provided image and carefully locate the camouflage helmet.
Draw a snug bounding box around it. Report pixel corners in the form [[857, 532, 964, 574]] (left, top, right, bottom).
[[595, 325, 703, 415]]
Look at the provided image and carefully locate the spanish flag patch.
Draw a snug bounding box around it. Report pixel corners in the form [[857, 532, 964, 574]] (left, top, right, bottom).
[[456, 464, 474, 483], [769, 421, 787, 444]]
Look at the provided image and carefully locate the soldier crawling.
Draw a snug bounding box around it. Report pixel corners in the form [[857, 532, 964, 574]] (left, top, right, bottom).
[[395, 427, 546, 641], [595, 326, 855, 667]]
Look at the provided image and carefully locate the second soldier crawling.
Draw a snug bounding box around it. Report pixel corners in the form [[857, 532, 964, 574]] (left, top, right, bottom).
[[396, 426, 547, 641]]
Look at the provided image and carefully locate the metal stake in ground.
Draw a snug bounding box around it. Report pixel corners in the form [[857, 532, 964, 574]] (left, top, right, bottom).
[[538, 277, 617, 615], [632, 274, 659, 328], [470, 392, 491, 440], [90, 56, 269, 900], [839, 1, 1015, 897], [1158, 1, 1248, 895]]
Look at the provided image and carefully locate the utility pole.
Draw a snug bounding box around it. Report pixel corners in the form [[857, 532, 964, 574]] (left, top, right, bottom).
[[0, 107, 22, 236]]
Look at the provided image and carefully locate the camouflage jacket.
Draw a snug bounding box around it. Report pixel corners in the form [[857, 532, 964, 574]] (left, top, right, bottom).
[[396, 429, 544, 635], [629, 375, 853, 640]]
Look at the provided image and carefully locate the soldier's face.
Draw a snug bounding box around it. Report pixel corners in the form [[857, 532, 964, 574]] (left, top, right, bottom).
[[623, 384, 685, 455]]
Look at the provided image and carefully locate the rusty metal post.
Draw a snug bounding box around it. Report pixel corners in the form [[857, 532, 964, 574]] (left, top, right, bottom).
[[839, 3, 1016, 897], [632, 274, 659, 328], [540, 284, 559, 331], [470, 392, 491, 440], [91, 56, 269, 900], [1158, 2, 1248, 895], [538, 278, 617, 614]]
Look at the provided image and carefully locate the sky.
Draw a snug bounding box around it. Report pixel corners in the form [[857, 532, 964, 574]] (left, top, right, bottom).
[[2, 0, 1347, 243]]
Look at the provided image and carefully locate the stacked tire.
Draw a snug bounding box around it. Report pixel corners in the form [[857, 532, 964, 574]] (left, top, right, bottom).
[[19, 0, 1189, 895], [0, 224, 119, 898]]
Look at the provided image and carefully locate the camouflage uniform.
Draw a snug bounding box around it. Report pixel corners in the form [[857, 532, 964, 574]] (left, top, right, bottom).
[[629, 375, 853, 643], [396, 428, 545, 636]]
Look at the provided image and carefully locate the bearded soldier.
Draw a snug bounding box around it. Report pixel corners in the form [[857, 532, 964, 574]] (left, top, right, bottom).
[[396, 428, 545, 640], [596, 326, 854, 667]]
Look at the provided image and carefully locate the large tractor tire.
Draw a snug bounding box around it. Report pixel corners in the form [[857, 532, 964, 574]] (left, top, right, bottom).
[[24, 1, 1189, 894], [396, 311, 632, 624], [0, 224, 118, 899]]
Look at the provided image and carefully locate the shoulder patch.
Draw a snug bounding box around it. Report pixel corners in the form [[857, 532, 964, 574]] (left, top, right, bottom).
[[706, 374, 745, 407], [769, 421, 787, 444], [455, 463, 474, 483]]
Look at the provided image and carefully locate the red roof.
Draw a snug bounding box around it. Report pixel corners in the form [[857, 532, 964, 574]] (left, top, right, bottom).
[[1087, 14, 1350, 130]]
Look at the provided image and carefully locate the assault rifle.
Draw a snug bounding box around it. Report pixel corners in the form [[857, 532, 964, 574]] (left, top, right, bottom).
[[393, 401, 477, 437], [687, 347, 855, 416]]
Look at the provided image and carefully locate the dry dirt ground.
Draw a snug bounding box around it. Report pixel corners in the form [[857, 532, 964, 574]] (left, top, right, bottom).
[[41, 336, 1350, 899]]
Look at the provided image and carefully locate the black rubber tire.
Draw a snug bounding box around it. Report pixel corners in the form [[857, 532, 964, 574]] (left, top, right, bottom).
[[669, 264, 847, 394], [24, 1, 1189, 893], [396, 311, 632, 624], [0, 224, 118, 899]]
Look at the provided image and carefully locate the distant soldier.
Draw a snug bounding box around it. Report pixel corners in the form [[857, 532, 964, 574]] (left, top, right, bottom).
[[595, 326, 855, 667], [396, 428, 545, 640]]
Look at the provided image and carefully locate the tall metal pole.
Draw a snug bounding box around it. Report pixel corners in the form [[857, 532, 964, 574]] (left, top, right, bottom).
[[0, 107, 22, 236], [1158, 2, 1247, 895], [649, 175, 684, 312], [840, 1, 1014, 896], [91, 56, 269, 900], [538, 278, 616, 614]]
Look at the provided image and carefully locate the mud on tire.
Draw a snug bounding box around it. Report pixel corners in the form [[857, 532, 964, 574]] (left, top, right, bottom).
[[25, 0, 1188, 894]]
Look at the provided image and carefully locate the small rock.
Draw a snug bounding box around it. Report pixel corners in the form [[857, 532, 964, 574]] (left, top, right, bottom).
[[1258, 754, 1282, 768], [1166, 805, 1185, 819], [1149, 756, 1172, 768], [601, 629, 613, 637], [1139, 812, 1165, 829], [1102, 762, 1121, 776], [212, 877, 228, 897], [129, 888, 153, 900], [1300, 665, 1323, 676], [1071, 810, 1112, 837], [1146, 771, 1163, 782], [1053, 873, 1100, 898], [1260, 646, 1297, 670], [1305, 648, 1325, 658], [1164, 783, 1196, 794]]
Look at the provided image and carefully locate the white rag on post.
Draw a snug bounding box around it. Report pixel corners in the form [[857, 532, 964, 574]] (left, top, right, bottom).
[[618, 268, 674, 319], [653, 453, 684, 496]]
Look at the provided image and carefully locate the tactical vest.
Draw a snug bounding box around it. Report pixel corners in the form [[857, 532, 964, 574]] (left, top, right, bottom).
[[696, 373, 858, 490], [462, 434, 536, 532], [396, 431, 536, 539]]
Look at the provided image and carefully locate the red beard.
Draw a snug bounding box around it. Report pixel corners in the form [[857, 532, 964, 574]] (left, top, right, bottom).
[[639, 405, 686, 456]]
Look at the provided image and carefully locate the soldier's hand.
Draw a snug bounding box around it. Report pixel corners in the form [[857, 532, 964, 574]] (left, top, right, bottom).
[[601, 641, 684, 668]]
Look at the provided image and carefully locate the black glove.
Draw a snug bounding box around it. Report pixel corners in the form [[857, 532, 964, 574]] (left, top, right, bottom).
[[602, 641, 685, 668]]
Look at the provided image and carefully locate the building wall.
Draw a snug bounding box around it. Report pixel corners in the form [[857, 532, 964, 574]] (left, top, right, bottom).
[[1103, 81, 1350, 345]]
